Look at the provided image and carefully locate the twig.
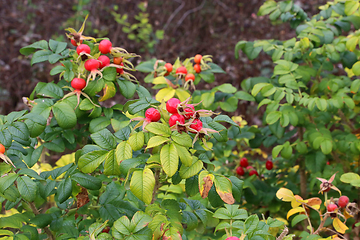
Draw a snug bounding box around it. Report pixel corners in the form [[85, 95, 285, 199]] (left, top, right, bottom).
[[176, 0, 206, 27], [276, 225, 288, 240], [164, 0, 185, 30], [314, 214, 328, 235]]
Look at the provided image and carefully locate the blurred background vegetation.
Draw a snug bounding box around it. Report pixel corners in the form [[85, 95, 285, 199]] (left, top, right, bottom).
[[0, 0, 325, 124]]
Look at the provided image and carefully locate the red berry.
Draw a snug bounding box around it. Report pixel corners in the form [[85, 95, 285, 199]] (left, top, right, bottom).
[[84, 59, 100, 71], [236, 166, 244, 176], [246, 166, 253, 170], [338, 196, 349, 208], [226, 237, 240, 240], [102, 227, 110, 233], [326, 161, 330, 165], [76, 44, 91, 55], [176, 66, 187, 75], [266, 160, 273, 170], [249, 169, 259, 176], [327, 203, 338, 212], [116, 62, 124, 74], [194, 54, 202, 64], [190, 119, 202, 132], [71, 78, 86, 90], [164, 63, 173, 73], [166, 98, 181, 114], [169, 114, 185, 127], [194, 63, 201, 73], [98, 55, 110, 69], [184, 104, 194, 120], [185, 73, 195, 82], [240, 157, 248, 168], [99, 39, 112, 54], [145, 108, 161, 122], [0, 144, 5, 154], [71, 39, 83, 47], [113, 57, 123, 65]]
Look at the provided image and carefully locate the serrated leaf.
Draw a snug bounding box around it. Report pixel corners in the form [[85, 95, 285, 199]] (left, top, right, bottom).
[[115, 141, 133, 164], [174, 143, 192, 167], [179, 157, 203, 179], [128, 131, 144, 151], [214, 175, 235, 204], [146, 136, 169, 149], [171, 131, 192, 147], [130, 168, 155, 205], [17, 176, 37, 202], [276, 188, 295, 202], [145, 122, 171, 137], [71, 172, 102, 190], [78, 150, 108, 173], [160, 143, 178, 177], [52, 101, 77, 129]]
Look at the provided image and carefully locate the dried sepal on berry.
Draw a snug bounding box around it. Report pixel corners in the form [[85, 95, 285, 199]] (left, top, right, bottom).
[[65, 15, 96, 44], [62, 85, 99, 110], [317, 173, 341, 195], [0, 151, 16, 168]]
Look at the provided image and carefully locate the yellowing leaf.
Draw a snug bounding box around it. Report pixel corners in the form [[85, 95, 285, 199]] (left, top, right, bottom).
[[99, 82, 116, 102], [156, 87, 176, 102], [276, 188, 295, 202], [333, 217, 348, 234], [287, 207, 305, 219], [56, 153, 75, 167], [175, 88, 191, 102], [291, 195, 304, 208], [153, 76, 168, 85], [198, 171, 214, 199]]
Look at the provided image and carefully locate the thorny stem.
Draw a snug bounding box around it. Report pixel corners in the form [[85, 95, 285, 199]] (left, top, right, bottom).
[[302, 203, 314, 234], [29, 202, 55, 240], [314, 214, 329, 235], [276, 225, 289, 240], [338, 109, 355, 132]]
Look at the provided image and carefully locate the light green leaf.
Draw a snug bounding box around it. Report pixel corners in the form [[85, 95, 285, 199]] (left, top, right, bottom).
[[160, 143, 179, 177], [179, 157, 203, 179], [52, 101, 77, 129], [128, 131, 145, 151], [115, 141, 133, 164], [145, 122, 171, 137], [130, 168, 155, 204], [146, 136, 169, 149]]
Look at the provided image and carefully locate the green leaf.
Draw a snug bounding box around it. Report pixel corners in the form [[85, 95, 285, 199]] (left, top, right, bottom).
[[131, 211, 152, 233], [117, 80, 136, 99], [103, 150, 120, 176], [291, 214, 308, 227], [258, 0, 277, 16], [229, 176, 244, 202], [78, 150, 108, 173], [201, 92, 215, 108], [49, 39, 67, 54], [171, 131, 192, 147], [208, 63, 226, 73], [115, 141, 133, 164], [266, 111, 282, 125], [352, 61, 360, 75], [91, 129, 116, 150], [320, 139, 332, 155], [214, 175, 235, 204], [71, 172, 102, 190], [345, 1, 359, 16], [128, 131, 145, 151], [174, 143, 192, 167], [89, 117, 111, 133], [17, 176, 37, 202], [56, 178, 72, 204], [31, 50, 52, 65], [146, 136, 169, 149], [216, 83, 237, 93], [130, 168, 155, 205], [20, 40, 48, 56], [99, 82, 116, 102], [219, 96, 238, 112], [251, 83, 270, 96], [179, 157, 203, 179], [234, 91, 255, 101], [135, 59, 156, 72], [316, 98, 327, 111], [340, 173, 360, 183], [243, 42, 262, 60], [0, 173, 18, 194], [213, 204, 248, 220], [160, 143, 179, 177], [213, 115, 238, 126], [52, 101, 77, 129], [245, 215, 259, 234], [145, 122, 171, 137], [30, 214, 53, 228], [103, 67, 117, 82], [199, 72, 215, 83]]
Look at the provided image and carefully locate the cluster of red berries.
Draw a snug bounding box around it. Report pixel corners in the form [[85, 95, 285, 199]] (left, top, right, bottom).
[[327, 195, 350, 212], [236, 157, 274, 177], [166, 98, 201, 132]]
